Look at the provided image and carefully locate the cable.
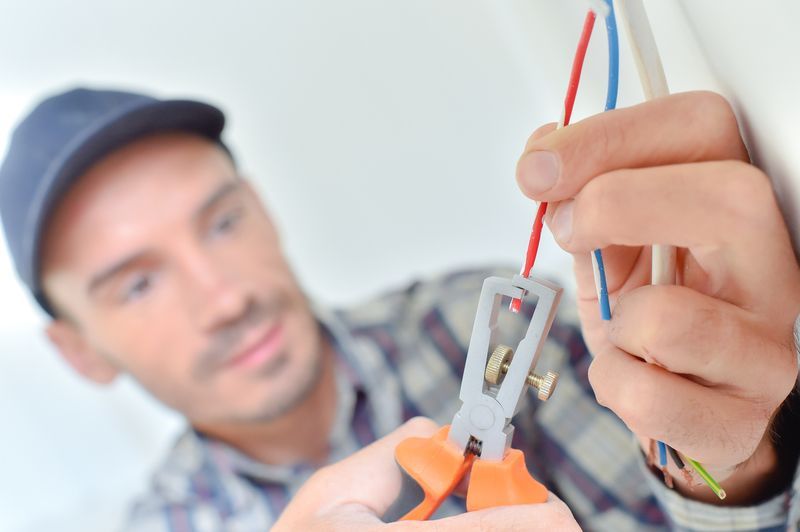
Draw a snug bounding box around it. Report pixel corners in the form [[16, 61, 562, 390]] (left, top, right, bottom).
[[511, 2, 724, 501], [560, 11, 597, 128], [511, 10, 596, 313], [668, 445, 686, 470], [615, 0, 724, 500], [603, 0, 619, 112], [510, 202, 548, 313], [590, 0, 618, 322], [657, 440, 668, 467], [687, 459, 727, 500], [615, 0, 669, 100], [591, 251, 612, 320], [614, 0, 674, 286]]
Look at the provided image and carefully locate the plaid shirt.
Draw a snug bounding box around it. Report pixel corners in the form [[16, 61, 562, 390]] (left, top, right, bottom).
[[126, 268, 800, 531]]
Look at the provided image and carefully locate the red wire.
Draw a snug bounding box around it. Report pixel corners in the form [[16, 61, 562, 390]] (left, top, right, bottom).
[[563, 11, 597, 127], [511, 10, 596, 313]]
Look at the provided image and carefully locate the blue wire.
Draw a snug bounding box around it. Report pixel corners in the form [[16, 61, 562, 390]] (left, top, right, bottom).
[[593, 249, 612, 320], [593, 0, 618, 322], [603, 0, 619, 113], [657, 440, 668, 467], [601, 0, 675, 479]]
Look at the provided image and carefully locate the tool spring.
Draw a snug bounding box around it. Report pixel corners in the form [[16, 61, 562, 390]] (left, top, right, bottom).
[[465, 437, 483, 457]]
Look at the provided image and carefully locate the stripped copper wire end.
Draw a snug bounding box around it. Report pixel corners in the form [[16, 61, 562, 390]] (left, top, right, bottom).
[[660, 466, 674, 489], [680, 468, 696, 489], [647, 438, 657, 469]]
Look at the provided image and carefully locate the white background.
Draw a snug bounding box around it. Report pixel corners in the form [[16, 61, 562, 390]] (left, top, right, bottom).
[[5, 0, 796, 529]]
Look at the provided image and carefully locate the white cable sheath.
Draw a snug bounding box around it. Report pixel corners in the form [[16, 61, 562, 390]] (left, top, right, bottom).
[[614, 0, 676, 285], [584, 0, 610, 19]]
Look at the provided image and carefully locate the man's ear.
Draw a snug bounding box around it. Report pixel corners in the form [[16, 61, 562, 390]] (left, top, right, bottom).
[[45, 320, 119, 384]]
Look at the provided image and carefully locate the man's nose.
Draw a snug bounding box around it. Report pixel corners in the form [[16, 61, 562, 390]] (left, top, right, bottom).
[[179, 244, 249, 332]]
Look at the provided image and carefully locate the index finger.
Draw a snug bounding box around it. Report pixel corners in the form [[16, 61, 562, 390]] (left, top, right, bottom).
[[516, 91, 749, 203]]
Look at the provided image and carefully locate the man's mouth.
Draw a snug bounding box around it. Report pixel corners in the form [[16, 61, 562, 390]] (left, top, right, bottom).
[[225, 319, 286, 371]]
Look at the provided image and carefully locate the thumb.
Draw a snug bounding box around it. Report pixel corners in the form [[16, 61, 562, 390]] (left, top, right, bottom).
[[308, 417, 440, 515]]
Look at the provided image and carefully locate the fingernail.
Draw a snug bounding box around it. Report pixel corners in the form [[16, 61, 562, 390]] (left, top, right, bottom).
[[518, 151, 560, 195], [551, 200, 574, 242]]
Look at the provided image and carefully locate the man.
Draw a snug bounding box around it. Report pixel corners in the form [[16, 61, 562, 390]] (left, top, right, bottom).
[[1, 87, 798, 531]]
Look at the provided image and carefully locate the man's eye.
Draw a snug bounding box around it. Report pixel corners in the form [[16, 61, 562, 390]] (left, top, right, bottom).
[[121, 274, 153, 303], [210, 208, 244, 237]]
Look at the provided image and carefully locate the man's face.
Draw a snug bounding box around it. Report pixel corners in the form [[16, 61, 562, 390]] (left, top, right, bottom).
[[40, 133, 323, 424]]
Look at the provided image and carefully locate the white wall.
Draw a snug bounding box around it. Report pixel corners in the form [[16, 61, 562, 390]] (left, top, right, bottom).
[[0, 1, 720, 530]]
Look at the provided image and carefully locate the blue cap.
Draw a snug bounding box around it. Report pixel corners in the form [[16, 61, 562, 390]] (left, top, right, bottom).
[[0, 87, 227, 314]]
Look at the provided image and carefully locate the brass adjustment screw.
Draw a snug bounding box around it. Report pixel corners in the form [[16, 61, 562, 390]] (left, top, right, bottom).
[[484, 344, 559, 401]]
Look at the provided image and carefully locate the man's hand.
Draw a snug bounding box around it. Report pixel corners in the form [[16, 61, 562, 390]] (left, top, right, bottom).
[[516, 91, 800, 504], [273, 417, 579, 531]]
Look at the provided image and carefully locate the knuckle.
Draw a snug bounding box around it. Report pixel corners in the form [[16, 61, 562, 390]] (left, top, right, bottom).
[[764, 338, 798, 405], [686, 91, 742, 148], [616, 371, 660, 435], [592, 113, 620, 162], [558, 515, 582, 532], [587, 356, 610, 407], [621, 287, 680, 361], [671, 91, 750, 162], [548, 504, 579, 530], [306, 463, 337, 491], [687, 305, 729, 370], [722, 162, 776, 222], [571, 176, 611, 246], [690, 91, 736, 126], [578, 174, 604, 205], [527, 122, 558, 145], [588, 350, 659, 437], [783, 344, 800, 394], [572, 113, 626, 179], [402, 416, 438, 435], [608, 288, 651, 342], [637, 311, 673, 359], [313, 463, 333, 479]]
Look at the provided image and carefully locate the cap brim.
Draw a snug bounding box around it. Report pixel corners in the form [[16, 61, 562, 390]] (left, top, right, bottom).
[[25, 98, 225, 304]]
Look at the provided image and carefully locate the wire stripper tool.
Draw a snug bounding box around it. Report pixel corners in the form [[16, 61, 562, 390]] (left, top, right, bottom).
[[384, 274, 562, 521]]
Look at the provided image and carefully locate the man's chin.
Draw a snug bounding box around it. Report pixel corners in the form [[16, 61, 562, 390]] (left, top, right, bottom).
[[255, 350, 291, 378], [221, 349, 325, 424]]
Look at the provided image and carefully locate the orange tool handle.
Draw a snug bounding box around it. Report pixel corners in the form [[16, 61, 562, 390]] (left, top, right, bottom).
[[383, 426, 472, 522], [383, 426, 549, 522], [466, 448, 548, 511]]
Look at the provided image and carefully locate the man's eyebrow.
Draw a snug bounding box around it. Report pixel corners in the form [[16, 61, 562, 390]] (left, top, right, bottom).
[[194, 180, 242, 220], [87, 251, 149, 296], [86, 180, 241, 296]]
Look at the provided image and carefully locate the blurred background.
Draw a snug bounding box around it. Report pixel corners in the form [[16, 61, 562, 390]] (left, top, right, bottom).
[[0, 0, 746, 529]]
